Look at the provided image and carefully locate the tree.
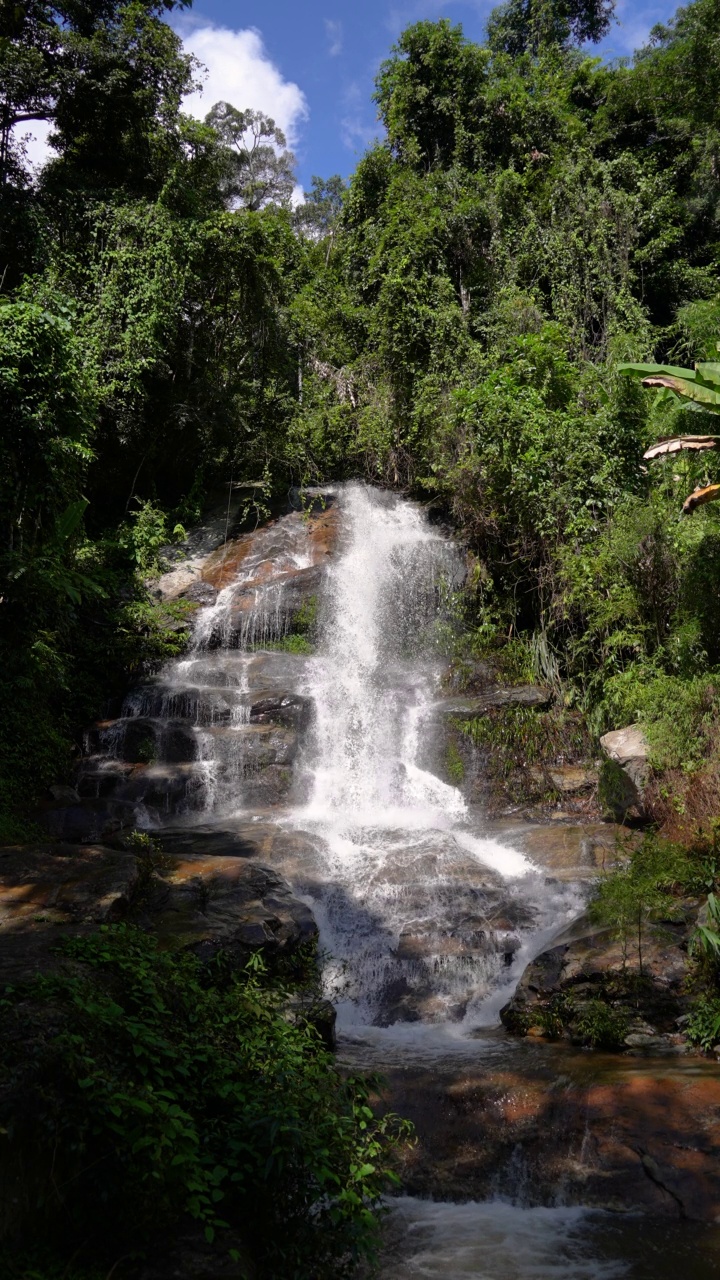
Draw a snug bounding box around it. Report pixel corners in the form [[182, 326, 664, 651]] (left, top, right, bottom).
[[374, 21, 489, 170], [206, 102, 297, 211], [486, 0, 616, 56], [0, 0, 194, 194], [294, 175, 346, 252]]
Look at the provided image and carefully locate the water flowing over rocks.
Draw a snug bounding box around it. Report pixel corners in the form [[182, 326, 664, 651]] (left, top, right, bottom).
[[372, 1041, 720, 1220]]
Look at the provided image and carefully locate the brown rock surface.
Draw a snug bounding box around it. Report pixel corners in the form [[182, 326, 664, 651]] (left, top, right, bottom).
[[0, 839, 318, 981], [132, 852, 317, 964], [377, 1039, 720, 1219], [0, 842, 139, 981], [493, 819, 631, 881]]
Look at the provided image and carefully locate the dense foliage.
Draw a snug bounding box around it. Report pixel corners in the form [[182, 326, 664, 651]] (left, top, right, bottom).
[[5, 0, 720, 826], [0, 926, 408, 1278]]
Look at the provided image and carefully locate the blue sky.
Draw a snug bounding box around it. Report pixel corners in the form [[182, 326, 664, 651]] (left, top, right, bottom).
[[176, 0, 677, 193], [19, 1, 678, 189]]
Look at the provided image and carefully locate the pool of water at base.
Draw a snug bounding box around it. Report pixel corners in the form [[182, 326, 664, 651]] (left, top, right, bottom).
[[377, 1197, 720, 1279]]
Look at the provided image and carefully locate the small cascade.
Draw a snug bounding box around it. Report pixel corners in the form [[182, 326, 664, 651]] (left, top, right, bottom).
[[78, 511, 328, 820]]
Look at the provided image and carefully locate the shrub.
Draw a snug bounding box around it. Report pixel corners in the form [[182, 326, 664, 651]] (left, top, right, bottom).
[[686, 995, 720, 1052], [0, 926, 410, 1278], [571, 999, 629, 1049], [590, 833, 689, 973]]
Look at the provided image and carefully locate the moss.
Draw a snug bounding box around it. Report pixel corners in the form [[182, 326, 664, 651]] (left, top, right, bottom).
[[445, 739, 465, 785], [598, 756, 638, 820], [263, 633, 314, 655], [459, 704, 595, 810]]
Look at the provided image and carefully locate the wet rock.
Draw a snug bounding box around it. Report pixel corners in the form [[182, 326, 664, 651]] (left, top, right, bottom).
[[203, 506, 339, 593], [439, 686, 554, 718], [135, 853, 317, 967], [381, 1046, 720, 1219], [500, 904, 698, 1040], [599, 723, 650, 821], [155, 824, 270, 860], [47, 784, 81, 805], [240, 763, 294, 806], [182, 579, 218, 607], [494, 820, 630, 882], [40, 798, 135, 842], [225, 563, 324, 640], [249, 693, 313, 730]]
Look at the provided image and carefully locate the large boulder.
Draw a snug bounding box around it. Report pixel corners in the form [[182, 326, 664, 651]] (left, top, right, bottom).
[[599, 723, 650, 821], [500, 903, 699, 1049], [134, 853, 318, 967]]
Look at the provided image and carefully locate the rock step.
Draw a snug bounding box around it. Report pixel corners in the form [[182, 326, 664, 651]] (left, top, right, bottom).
[[116, 687, 312, 729], [85, 719, 300, 765], [437, 685, 553, 717]]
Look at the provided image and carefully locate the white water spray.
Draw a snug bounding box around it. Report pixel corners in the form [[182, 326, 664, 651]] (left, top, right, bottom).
[[285, 485, 584, 1031]]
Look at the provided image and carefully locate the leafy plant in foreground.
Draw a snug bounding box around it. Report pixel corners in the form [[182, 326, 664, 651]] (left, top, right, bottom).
[[0, 927, 411, 1278]]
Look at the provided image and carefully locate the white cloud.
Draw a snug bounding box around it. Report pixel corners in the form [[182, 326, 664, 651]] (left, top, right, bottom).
[[11, 118, 55, 173], [179, 24, 308, 147], [325, 19, 343, 57], [11, 24, 309, 176]]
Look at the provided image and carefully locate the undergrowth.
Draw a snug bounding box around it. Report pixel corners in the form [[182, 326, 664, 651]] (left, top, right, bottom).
[[0, 926, 411, 1278]]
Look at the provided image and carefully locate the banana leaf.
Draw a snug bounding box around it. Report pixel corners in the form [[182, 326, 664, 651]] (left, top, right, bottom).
[[641, 375, 720, 409], [682, 484, 720, 515], [644, 436, 720, 459], [618, 362, 696, 379], [694, 363, 720, 389]]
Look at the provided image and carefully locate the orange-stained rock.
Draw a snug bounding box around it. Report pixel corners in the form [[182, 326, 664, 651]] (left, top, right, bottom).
[[378, 1040, 720, 1219], [202, 506, 340, 591]]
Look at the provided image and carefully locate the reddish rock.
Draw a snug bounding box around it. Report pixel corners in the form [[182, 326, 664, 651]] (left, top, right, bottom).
[[380, 1043, 720, 1220]]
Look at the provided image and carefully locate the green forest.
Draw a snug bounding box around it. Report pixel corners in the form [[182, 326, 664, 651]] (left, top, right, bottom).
[[4, 0, 720, 1273]]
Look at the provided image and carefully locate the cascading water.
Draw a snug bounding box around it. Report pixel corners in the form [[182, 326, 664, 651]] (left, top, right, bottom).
[[81, 481, 583, 1032], [279, 483, 584, 1033]]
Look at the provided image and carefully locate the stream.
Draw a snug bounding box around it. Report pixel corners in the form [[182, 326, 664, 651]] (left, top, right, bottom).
[[82, 483, 720, 1276]]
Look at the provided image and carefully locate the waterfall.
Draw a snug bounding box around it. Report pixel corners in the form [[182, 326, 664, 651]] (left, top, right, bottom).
[[80, 481, 583, 1035], [282, 484, 584, 1033], [303, 484, 466, 824]]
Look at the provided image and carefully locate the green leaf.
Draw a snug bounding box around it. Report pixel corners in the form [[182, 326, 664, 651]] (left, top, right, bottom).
[[695, 363, 720, 389], [641, 375, 720, 410], [617, 362, 696, 380], [54, 498, 89, 543]]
